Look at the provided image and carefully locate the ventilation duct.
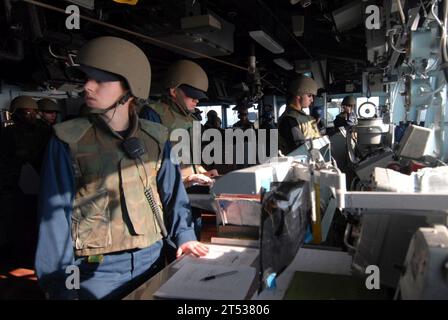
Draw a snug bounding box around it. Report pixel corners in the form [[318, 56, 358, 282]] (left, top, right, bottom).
[[155, 12, 234, 58]]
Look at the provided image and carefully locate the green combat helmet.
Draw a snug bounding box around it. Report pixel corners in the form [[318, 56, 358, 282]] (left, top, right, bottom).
[[10, 96, 38, 113], [163, 60, 208, 94], [77, 36, 151, 99], [341, 95, 356, 106], [37, 98, 59, 112], [288, 76, 318, 96]]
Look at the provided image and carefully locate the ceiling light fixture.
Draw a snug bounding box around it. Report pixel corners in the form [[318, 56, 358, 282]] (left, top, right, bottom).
[[273, 58, 294, 70], [249, 30, 284, 54]]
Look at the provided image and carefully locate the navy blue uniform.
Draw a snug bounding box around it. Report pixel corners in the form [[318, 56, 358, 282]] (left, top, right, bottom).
[[35, 137, 195, 299]]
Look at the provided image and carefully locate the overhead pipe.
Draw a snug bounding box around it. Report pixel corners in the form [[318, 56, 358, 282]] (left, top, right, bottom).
[[22, 0, 248, 71], [22, 0, 294, 95]]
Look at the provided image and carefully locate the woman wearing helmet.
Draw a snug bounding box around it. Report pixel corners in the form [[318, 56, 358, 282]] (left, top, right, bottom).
[[35, 37, 208, 300]]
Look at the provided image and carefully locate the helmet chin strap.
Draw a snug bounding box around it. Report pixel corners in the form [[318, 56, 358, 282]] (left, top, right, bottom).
[[88, 91, 132, 116]]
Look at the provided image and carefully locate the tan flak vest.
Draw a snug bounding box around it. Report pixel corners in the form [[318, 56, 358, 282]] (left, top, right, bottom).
[[54, 114, 168, 257], [149, 100, 200, 178], [278, 105, 321, 154]]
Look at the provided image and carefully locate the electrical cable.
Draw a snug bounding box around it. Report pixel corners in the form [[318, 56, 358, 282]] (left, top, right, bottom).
[[420, 0, 429, 17], [431, 0, 448, 63], [442, 18, 448, 64], [396, 0, 406, 25], [135, 157, 170, 238], [389, 33, 407, 54], [24, 0, 294, 96], [48, 44, 66, 60]]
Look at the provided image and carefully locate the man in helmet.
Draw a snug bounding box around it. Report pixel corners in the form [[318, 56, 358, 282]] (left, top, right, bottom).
[[140, 60, 218, 186], [278, 76, 321, 155], [260, 104, 277, 130], [140, 60, 219, 240], [8, 96, 38, 124], [204, 110, 221, 130], [0, 96, 49, 174], [0, 95, 49, 266], [232, 104, 254, 130], [37, 98, 60, 126], [334, 95, 357, 129], [35, 37, 208, 300]]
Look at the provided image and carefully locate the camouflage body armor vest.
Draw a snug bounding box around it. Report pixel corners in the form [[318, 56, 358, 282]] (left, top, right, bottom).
[[54, 114, 168, 257], [149, 100, 199, 178], [278, 106, 321, 153]]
